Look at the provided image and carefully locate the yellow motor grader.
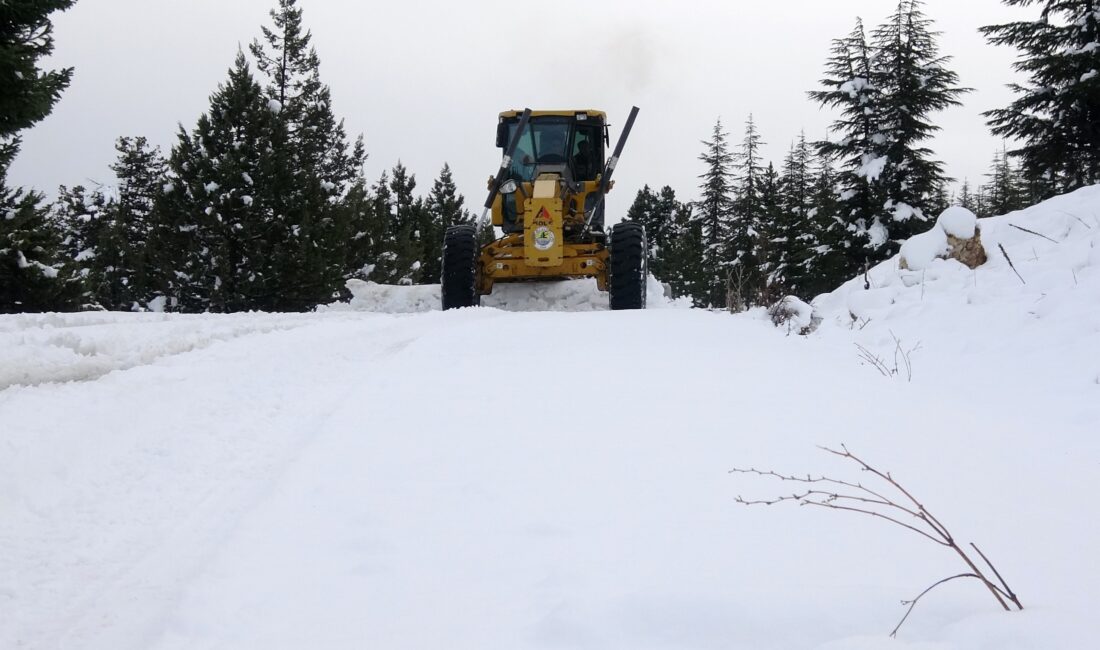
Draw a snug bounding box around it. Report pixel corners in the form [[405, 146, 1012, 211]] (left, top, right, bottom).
[[441, 107, 646, 310]]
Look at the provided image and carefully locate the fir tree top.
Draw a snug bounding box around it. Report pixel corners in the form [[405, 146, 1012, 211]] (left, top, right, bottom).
[[0, 0, 76, 174]]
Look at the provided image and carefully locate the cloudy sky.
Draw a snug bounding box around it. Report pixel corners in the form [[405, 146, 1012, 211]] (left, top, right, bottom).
[[11, 0, 1032, 213]]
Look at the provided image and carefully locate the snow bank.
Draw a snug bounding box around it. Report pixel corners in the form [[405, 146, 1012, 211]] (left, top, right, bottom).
[[0, 312, 314, 389], [898, 223, 948, 271], [814, 185, 1100, 391]]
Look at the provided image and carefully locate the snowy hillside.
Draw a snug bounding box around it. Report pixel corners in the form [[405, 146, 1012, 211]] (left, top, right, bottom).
[[2, 189, 1099, 649]]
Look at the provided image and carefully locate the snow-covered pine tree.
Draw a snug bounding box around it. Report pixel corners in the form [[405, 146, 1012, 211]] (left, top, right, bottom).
[[99, 136, 168, 310], [369, 163, 423, 285], [798, 148, 850, 299], [695, 118, 736, 307], [342, 176, 374, 281], [730, 115, 767, 303], [982, 0, 1100, 194], [662, 201, 707, 306], [810, 18, 887, 277], [871, 0, 969, 242], [1, 183, 80, 312], [755, 162, 786, 304], [159, 52, 289, 312], [0, 0, 79, 312], [624, 184, 679, 281], [984, 145, 1027, 216], [650, 186, 680, 281], [249, 0, 367, 306], [419, 163, 471, 284], [957, 179, 978, 213], [773, 133, 816, 298], [54, 184, 111, 308], [0, 0, 74, 176]]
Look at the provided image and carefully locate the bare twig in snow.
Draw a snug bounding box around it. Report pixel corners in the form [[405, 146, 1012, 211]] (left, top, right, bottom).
[[892, 573, 979, 637], [731, 445, 1023, 637], [998, 244, 1026, 285], [1008, 223, 1059, 243]]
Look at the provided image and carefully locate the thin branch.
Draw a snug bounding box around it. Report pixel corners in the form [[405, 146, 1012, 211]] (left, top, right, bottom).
[[732, 445, 1023, 632], [820, 445, 953, 542], [1052, 210, 1091, 230], [798, 500, 949, 546], [729, 468, 925, 519], [971, 542, 1023, 610], [892, 574, 980, 637], [998, 244, 1026, 285], [1008, 223, 1058, 243]]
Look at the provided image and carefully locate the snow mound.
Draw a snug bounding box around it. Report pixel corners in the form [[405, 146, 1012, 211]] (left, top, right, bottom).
[[938, 205, 978, 239], [898, 223, 948, 271], [330, 275, 688, 313], [0, 313, 312, 389], [814, 184, 1100, 387]]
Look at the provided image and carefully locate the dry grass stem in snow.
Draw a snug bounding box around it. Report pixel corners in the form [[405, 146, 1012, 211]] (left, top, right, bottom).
[[731, 444, 1023, 637]]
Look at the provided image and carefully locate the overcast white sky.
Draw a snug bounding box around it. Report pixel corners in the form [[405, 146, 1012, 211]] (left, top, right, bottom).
[[11, 0, 1032, 213]]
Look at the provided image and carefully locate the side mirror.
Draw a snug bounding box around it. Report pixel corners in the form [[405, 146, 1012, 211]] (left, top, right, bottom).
[[499, 180, 519, 195], [496, 122, 509, 148]]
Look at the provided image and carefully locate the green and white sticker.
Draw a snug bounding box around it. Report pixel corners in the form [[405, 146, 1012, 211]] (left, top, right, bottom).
[[533, 226, 555, 251]]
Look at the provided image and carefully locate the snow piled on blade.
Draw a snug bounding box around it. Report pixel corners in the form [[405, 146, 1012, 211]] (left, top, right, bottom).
[[328, 275, 688, 313]]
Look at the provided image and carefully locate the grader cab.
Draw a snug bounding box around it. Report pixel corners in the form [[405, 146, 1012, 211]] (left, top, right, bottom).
[[441, 107, 646, 310]]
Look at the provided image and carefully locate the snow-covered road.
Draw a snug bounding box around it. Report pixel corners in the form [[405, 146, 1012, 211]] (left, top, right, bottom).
[[4, 188, 1100, 649], [2, 305, 1096, 650]]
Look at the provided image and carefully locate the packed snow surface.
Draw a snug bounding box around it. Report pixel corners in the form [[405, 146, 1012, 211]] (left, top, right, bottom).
[[3, 188, 1100, 649]]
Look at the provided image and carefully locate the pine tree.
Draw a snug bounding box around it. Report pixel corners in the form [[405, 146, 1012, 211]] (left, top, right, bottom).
[[625, 184, 680, 281], [98, 136, 168, 310], [0, 0, 75, 175], [730, 115, 768, 303], [651, 186, 680, 280], [872, 0, 969, 242], [368, 164, 423, 285], [754, 162, 786, 304], [982, 0, 1100, 194], [810, 18, 886, 276], [420, 163, 471, 284], [774, 133, 816, 298], [663, 201, 707, 306], [53, 184, 111, 307], [984, 145, 1027, 216], [0, 0, 79, 312], [798, 149, 851, 299], [342, 176, 375, 281], [249, 0, 367, 306], [694, 118, 736, 307], [159, 52, 290, 312], [1, 188, 80, 312]]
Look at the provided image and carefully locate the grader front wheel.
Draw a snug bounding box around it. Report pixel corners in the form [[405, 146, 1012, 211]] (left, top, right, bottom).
[[609, 222, 647, 310], [442, 225, 480, 310]]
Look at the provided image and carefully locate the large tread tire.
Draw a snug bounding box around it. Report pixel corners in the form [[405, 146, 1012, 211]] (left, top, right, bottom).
[[442, 225, 480, 310], [609, 222, 647, 310]]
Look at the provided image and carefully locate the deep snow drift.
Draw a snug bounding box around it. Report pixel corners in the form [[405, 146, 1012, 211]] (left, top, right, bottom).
[[2, 188, 1098, 650]]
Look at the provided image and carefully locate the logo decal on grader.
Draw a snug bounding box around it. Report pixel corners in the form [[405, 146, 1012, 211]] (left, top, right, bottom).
[[532, 226, 555, 251]]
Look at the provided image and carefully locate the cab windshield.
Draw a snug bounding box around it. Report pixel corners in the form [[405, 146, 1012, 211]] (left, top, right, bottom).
[[504, 118, 602, 182]]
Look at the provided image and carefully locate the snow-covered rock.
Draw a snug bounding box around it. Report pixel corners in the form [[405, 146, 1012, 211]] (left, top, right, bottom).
[[939, 205, 978, 239], [768, 295, 816, 334], [899, 206, 986, 271]]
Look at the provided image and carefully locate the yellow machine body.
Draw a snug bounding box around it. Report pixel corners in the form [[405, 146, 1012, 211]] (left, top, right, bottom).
[[480, 110, 612, 295]]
